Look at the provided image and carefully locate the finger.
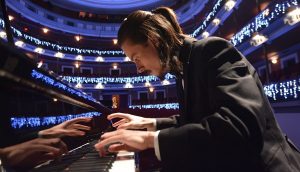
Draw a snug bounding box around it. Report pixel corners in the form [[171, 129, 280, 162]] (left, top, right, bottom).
[[30, 144, 61, 154], [68, 117, 92, 125], [108, 143, 126, 152], [117, 122, 139, 130], [107, 113, 130, 120], [100, 130, 118, 140], [112, 119, 128, 128], [63, 129, 85, 137], [44, 138, 68, 153], [95, 135, 124, 151], [71, 124, 91, 131]]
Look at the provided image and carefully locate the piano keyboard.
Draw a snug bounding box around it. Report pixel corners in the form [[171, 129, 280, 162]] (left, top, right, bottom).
[[31, 140, 136, 172]]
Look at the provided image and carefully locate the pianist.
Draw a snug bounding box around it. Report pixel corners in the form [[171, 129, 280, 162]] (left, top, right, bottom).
[[95, 7, 300, 172]]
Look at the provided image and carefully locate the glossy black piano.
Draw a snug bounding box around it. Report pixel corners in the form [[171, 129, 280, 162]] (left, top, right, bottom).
[[0, 39, 135, 172]]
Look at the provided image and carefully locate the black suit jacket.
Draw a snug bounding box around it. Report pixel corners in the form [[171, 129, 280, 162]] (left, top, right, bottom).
[[156, 37, 300, 172]]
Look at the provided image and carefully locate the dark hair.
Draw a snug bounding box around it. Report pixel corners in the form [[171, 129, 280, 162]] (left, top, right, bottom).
[[118, 7, 184, 74]]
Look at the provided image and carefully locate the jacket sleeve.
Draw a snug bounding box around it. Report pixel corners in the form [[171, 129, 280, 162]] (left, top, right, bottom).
[[158, 37, 267, 167], [156, 115, 180, 130]]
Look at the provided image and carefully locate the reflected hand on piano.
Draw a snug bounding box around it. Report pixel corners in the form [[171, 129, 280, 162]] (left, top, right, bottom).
[[94, 129, 155, 154], [108, 113, 156, 131], [0, 138, 67, 170], [38, 117, 92, 138]]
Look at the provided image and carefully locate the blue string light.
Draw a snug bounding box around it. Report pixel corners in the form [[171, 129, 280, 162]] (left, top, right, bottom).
[[191, 0, 224, 38], [230, 0, 299, 46], [62, 73, 176, 84], [1, 0, 298, 60], [129, 103, 179, 110], [0, 19, 124, 56], [10, 112, 101, 129], [264, 77, 300, 101], [31, 69, 99, 103]]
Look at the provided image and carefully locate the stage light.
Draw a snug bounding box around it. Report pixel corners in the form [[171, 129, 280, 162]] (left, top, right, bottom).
[[34, 47, 45, 54], [112, 63, 118, 69], [201, 31, 209, 38], [212, 18, 221, 26], [124, 56, 131, 62], [145, 81, 151, 87], [76, 55, 84, 60], [54, 52, 65, 58], [250, 33, 267, 46], [162, 79, 170, 85], [96, 56, 104, 62], [224, 0, 236, 11], [149, 87, 154, 92], [95, 83, 104, 89], [0, 31, 7, 39], [75, 62, 80, 68], [113, 39, 118, 45], [15, 40, 25, 47], [284, 8, 300, 25], [124, 83, 133, 88], [42, 28, 49, 33], [270, 57, 278, 64], [8, 15, 14, 21], [37, 61, 43, 68], [75, 35, 81, 41], [75, 83, 82, 88]]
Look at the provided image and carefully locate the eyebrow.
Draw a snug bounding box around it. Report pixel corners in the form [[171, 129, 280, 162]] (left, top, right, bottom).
[[130, 52, 137, 60]]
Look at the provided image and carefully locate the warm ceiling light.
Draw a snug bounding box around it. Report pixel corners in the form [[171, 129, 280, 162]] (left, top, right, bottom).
[[112, 63, 118, 69], [8, 15, 14, 21], [76, 55, 83, 60], [201, 31, 209, 38], [96, 56, 104, 62], [15, 40, 25, 47], [34, 47, 45, 54], [212, 18, 221, 26], [224, 0, 236, 11], [124, 56, 131, 62], [54, 52, 64, 58], [250, 33, 268, 46], [162, 79, 170, 85], [270, 57, 278, 64], [75, 83, 82, 88], [95, 83, 104, 89], [42, 28, 49, 33], [145, 81, 151, 87], [284, 8, 300, 25], [0, 31, 7, 39], [124, 83, 133, 88], [149, 87, 154, 93], [75, 35, 81, 41], [37, 61, 43, 68], [113, 39, 118, 45], [53, 98, 58, 102], [75, 62, 80, 68]]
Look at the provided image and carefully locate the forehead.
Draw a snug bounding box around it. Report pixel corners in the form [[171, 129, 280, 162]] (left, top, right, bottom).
[[121, 39, 146, 55]]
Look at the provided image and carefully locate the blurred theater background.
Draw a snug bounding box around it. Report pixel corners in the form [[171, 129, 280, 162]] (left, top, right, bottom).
[[0, 0, 300, 171]]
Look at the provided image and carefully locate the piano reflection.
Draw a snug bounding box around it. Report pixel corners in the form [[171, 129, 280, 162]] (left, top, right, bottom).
[[0, 38, 135, 171]]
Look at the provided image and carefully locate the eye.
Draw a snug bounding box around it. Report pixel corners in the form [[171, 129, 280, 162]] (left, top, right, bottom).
[[133, 56, 139, 63]]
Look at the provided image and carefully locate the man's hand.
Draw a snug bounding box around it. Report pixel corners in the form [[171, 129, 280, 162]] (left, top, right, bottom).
[[0, 138, 68, 169], [108, 113, 156, 131], [38, 117, 92, 138], [94, 129, 155, 156]]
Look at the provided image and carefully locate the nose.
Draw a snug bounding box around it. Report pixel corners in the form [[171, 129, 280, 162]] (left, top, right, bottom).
[[137, 66, 144, 74]]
